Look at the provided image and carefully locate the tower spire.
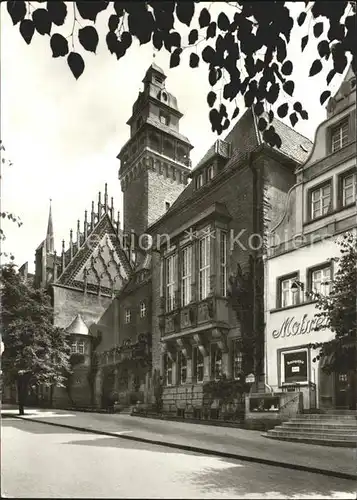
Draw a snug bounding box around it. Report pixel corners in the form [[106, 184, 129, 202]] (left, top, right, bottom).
[[46, 198, 54, 254]]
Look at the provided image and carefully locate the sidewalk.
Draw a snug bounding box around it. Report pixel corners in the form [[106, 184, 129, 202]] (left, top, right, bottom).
[[3, 407, 356, 480]]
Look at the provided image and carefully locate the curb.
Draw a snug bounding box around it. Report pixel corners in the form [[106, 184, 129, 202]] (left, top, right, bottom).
[[10, 415, 356, 482]]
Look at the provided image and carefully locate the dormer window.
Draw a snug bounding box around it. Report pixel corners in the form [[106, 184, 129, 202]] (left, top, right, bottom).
[[196, 173, 203, 189], [160, 112, 170, 126], [207, 165, 214, 181], [331, 118, 348, 152], [161, 91, 168, 102]]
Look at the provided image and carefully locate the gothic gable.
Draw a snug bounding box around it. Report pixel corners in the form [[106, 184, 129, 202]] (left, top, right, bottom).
[[56, 214, 132, 296]]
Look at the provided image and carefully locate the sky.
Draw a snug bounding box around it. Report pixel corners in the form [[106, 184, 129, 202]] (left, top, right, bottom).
[[0, 2, 350, 272]]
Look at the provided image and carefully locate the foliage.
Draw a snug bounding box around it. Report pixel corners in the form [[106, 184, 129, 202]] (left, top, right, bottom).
[[309, 232, 357, 373], [87, 331, 102, 406], [6, 3, 356, 144], [0, 141, 22, 260], [0, 264, 71, 414], [203, 374, 246, 405]]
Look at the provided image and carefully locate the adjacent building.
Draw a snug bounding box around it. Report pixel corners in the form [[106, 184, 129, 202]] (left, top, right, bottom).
[[265, 66, 356, 411]]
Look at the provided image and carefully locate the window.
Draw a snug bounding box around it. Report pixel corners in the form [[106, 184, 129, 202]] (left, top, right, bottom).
[[196, 173, 203, 189], [232, 339, 243, 379], [331, 119, 348, 152], [181, 246, 192, 306], [199, 232, 211, 300], [166, 254, 176, 312], [311, 265, 332, 295], [279, 275, 299, 308], [164, 354, 173, 386], [177, 351, 187, 384], [125, 309, 131, 323], [220, 230, 228, 297], [165, 201, 170, 211], [207, 165, 214, 181], [282, 349, 308, 384], [310, 183, 331, 219], [140, 302, 146, 318], [211, 344, 222, 380], [341, 172, 357, 206], [193, 346, 204, 383], [71, 341, 85, 354], [160, 112, 170, 126]]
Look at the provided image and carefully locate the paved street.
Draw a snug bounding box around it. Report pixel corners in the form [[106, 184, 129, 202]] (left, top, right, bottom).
[[1, 417, 356, 499]]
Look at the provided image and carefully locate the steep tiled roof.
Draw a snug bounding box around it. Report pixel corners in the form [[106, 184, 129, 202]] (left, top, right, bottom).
[[160, 108, 312, 219]]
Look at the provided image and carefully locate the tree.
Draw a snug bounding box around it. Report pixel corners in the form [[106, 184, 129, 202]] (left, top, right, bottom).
[[0, 264, 71, 415], [0, 141, 22, 260], [309, 232, 357, 408], [6, 2, 356, 146]]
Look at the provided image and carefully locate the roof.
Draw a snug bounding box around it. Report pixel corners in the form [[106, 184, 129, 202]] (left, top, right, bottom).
[[161, 108, 312, 218], [66, 314, 89, 335], [192, 139, 231, 173]]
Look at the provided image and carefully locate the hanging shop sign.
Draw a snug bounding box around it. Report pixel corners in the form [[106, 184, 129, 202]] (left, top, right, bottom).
[[272, 313, 328, 340]]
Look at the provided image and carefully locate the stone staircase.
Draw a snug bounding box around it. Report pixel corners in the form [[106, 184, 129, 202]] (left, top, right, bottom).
[[263, 410, 357, 448]]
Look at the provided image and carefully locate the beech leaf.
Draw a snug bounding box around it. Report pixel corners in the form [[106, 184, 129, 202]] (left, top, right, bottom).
[[78, 26, 99, 53], [67, 52, 85, 79], [19, 19, 35, 45]]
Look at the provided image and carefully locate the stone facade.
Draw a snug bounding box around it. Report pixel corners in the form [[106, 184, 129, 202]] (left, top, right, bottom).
[[147, 107, 313, 417]]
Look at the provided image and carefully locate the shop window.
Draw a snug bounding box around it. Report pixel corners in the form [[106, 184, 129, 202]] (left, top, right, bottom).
[[211, 344, 222, 380], [278, 273, 299, 308], [281, 349, 308, 384], [193, 346, 204, 383], [309, 264, 332, 296], [340, 170, 357, 207], [193, 408, 202, 419], [331, 118, 349, 152], [310, 182, 332, 220]]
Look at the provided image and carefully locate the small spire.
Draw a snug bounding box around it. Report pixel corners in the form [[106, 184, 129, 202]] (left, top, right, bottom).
[[110, 197, 114, 220], [91, 201, 95, 230], [104, 183, 108, 212], [46, 198, 54, 254], [61, 239, 65, 270], [77, 219, 81, 250], [117, 210, 121, 233], [84, 210, 88, 240], [97, 191, 102, 220], [53, 250, 58, 281], [69, 229, 73, 260]]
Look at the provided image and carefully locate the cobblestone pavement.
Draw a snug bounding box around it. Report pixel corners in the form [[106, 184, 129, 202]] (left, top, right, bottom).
[[2, 418, 356, 499]]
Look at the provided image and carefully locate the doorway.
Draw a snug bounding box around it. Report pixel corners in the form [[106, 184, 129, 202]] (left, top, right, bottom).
[[335, 371, 357, 410]]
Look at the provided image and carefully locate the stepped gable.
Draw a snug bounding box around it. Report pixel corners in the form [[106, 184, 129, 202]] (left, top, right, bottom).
[[54, 184, 133, 296]]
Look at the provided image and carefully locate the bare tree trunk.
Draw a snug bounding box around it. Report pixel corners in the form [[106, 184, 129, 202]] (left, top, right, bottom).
[[17, 377, 27, 416]]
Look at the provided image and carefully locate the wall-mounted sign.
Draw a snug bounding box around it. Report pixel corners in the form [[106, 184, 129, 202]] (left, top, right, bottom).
[[284, 351, 308, 383], [272, 313, 328, 339]]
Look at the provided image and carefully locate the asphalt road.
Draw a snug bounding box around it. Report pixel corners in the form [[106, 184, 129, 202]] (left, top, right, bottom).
[[1, 418, 356, 499]]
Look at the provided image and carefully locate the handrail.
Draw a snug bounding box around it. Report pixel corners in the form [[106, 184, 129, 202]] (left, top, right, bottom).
[[279, 393, 301, 412]]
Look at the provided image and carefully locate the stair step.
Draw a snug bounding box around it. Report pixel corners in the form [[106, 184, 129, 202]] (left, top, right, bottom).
[[263, 433, 357, 448], [267, 429, 357, 440], [293, 414, 357, 420], [276, 426, 357, 436], [282, 422, 357, 430]]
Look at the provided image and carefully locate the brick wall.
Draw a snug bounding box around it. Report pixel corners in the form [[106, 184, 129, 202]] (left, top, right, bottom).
[[123, 173, 148, 236]]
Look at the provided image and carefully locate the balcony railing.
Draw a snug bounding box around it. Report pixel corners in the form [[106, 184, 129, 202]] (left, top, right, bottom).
[[159, 296, 229, 337]]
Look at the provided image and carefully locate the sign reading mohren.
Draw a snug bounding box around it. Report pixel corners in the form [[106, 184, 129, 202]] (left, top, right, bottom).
[[272, 313, 328, 339]]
